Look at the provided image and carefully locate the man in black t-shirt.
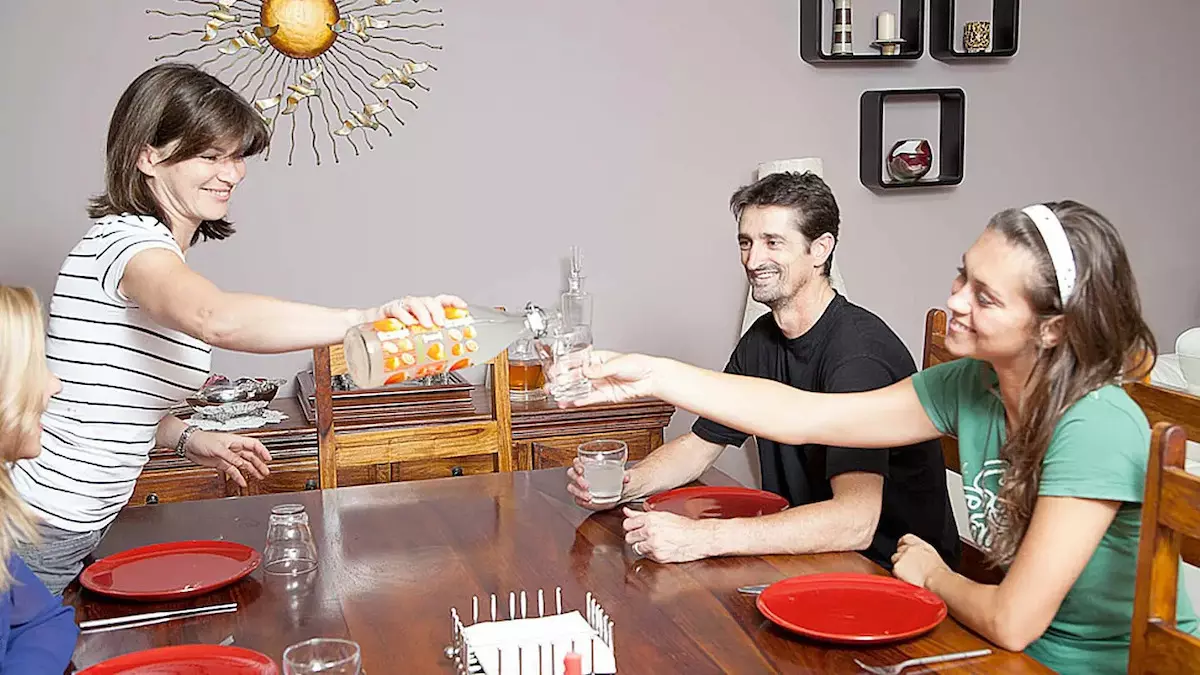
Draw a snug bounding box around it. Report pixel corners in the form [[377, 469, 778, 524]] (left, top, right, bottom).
[[566, 172, 960, 570]]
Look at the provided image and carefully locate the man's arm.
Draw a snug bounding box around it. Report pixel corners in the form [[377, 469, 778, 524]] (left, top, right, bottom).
[[708, 472, 882, 555], [624, 432, 727, 500], [622, 472, 883, 563]]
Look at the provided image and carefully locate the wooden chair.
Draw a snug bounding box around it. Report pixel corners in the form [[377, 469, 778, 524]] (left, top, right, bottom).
[[312, 343, 514, 489], [1129, 422, 1200, 674], [921, 308, 1003, 584]]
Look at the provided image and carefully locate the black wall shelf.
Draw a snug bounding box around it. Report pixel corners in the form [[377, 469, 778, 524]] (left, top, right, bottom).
[[799, 0, 925, 64], [860, 88, 965, 191], [930, 0, 1019, 61]]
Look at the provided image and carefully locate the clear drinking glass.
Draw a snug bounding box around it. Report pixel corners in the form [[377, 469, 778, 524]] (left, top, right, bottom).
[[536, 322, 593, 402], [263, 503, 319, 576], [283, 638, 362, 675], [577, 439, 628, 504]]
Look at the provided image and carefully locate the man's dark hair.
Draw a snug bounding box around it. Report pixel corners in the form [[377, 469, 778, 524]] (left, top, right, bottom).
[[729, 171, 840, 277]]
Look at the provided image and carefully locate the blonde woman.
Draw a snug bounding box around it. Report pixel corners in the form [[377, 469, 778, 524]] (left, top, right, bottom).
[[0, 287, 79, 672]]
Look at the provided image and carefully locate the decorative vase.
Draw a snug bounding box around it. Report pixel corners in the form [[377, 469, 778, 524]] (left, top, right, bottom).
[[886, 139, 933, 183], [963, 21, 992, 53]]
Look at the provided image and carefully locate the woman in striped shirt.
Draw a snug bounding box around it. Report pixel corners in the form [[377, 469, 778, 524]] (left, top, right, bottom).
[[14, 62, 465, 595]]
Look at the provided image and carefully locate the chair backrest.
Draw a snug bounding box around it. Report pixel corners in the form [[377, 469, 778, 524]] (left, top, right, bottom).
[[1125, 380, 1200, 567], [922, 308, 961, 471], [1129, 422, 1200, 674], [313, 342, 513, 489]]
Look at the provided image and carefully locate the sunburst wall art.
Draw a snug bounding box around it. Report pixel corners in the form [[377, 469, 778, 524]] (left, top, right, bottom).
[[148, 0, 443, 165]]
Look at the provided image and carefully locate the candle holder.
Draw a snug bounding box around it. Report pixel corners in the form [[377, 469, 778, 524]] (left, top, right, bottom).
[[870, 10, 906, 56]]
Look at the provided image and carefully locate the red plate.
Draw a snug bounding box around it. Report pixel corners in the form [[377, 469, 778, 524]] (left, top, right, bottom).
[[756, 573, 947, 644], [80, 540, 261, 602], [644, 486, 789, 519], [78, 644, 278, 674]]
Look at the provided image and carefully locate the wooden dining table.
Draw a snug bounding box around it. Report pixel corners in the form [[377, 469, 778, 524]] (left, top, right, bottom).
[[67, 468, 1050, 673]]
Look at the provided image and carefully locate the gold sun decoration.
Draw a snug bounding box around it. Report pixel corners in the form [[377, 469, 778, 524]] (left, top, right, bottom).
[[148, 0, 444, 166]]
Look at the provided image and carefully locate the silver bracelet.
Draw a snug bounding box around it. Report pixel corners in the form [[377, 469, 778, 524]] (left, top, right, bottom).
[[175, 425, 200, 458]]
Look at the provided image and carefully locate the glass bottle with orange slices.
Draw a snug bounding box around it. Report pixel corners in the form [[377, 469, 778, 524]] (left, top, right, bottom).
[[343, 303, 549, 388]]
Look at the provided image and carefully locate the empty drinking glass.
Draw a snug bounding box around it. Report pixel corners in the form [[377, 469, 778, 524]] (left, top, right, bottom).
[[536, 322, 593, 402], [577, 439, 628, 504], [283, 638, 361, 675], [264, 503, 319, 576]]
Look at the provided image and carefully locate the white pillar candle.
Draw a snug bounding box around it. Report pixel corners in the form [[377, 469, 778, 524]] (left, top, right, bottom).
[[877, 11, 897, 40]]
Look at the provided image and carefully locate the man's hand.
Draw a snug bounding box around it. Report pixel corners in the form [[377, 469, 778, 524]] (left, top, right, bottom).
[[622, 507, 714, 563], [566, 457, 630, 511], [184, 430, 272, 488]]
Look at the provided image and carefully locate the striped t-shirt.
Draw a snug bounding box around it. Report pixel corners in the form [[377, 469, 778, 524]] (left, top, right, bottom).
[[14, 214, 212, 532]]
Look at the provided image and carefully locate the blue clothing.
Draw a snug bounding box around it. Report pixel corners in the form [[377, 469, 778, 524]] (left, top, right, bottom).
[[1, 554, 77, 674]]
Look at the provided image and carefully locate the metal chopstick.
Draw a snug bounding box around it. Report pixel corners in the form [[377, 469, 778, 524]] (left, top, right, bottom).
[[79, 603, 238, 633]]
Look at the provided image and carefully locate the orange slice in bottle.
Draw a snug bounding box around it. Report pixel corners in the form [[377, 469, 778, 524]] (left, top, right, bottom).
[[373, 318, 404, 332], [444, 307, 470, 320], [451, 343, 464, 357], [463, 326, 477, 339], [427, 342, 446, 360], [448, 328, 463, 342], [465, 340, 479, 353], [385, 372, 409, 385], [400, 352, 417, 366], [382, 341, 400, 354], [398, 338, 414, 352], [384, 356, 402, 371]]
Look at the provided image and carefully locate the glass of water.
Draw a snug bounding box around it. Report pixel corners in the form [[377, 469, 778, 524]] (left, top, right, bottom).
[[283, 638, 361, 675], [537, 322, 593, 402], [578, 439, 628, 504], [264, 503, 319, 576]]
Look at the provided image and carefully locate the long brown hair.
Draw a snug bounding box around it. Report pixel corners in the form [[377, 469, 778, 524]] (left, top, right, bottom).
[[0, 287, 48, 590], [88, 62, 269, 246], [986, 200, 1156, 567]]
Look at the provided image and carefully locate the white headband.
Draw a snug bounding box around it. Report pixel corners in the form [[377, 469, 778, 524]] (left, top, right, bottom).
[[1021, 204, 1077, 305]]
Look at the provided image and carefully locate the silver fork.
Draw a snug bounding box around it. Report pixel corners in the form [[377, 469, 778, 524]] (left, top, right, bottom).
[[854, 649, 992, 674]]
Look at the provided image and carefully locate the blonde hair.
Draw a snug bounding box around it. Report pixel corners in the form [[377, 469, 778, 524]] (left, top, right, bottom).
[[0, 286, 47, 590]]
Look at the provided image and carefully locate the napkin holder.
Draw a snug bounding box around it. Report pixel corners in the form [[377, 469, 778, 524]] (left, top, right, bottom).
[[446, 586, 616, 675]]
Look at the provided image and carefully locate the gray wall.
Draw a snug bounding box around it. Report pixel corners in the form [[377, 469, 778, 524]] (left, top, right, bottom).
[[2, 1, 1199, 485]]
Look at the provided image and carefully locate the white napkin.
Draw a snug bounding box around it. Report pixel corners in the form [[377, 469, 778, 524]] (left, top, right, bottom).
[[462, 610, 615, 675]]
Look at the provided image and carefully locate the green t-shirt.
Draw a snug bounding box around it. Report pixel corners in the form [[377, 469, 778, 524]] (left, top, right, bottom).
[[912, 358, 1199, 675]]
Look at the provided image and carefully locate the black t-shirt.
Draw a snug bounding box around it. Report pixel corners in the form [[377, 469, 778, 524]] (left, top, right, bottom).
[[692, 293, 961, 569]]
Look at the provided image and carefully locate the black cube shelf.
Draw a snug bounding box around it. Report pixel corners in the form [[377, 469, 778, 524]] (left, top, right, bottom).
[[799, 0, 925, 64], [930, 0, 1019, 61], [859, 88, 965, 191]]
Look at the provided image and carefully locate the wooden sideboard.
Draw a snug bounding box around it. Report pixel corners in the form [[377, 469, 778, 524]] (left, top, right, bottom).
[[129, 395, 675, 508]]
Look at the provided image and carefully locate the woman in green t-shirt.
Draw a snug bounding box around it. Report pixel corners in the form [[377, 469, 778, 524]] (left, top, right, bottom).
[[561, 200, 1198, 674]]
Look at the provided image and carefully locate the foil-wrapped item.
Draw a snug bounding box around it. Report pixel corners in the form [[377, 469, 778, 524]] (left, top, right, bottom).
[[188, 375, 286, 408]]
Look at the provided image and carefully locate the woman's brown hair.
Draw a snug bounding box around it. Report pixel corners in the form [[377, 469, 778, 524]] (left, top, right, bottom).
[[0, 287, 49, 590], [88, 62, 270, 246], [986, 200, 1156, 567]]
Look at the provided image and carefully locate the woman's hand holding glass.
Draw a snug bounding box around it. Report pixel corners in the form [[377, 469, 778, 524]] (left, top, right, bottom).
[[552, 350, 661, 407]]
